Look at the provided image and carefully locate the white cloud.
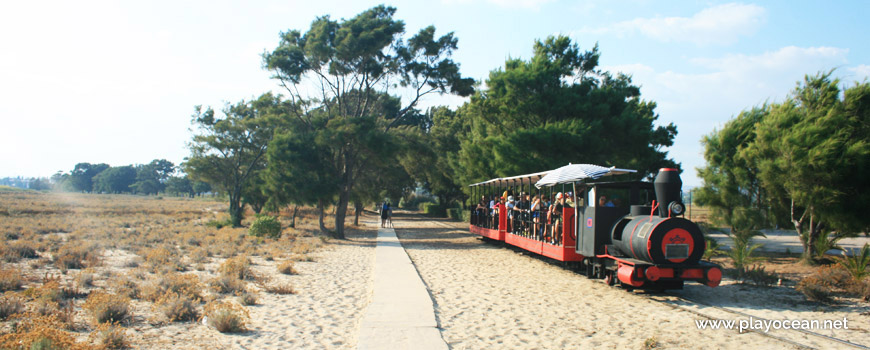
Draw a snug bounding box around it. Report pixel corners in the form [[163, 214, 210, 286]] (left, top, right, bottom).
[[848, 64, 870, 80], [691, 46, 848, 71], [584, 3, 766, 46], [440, 0, 555, 9], [486, 0, 555, 9]]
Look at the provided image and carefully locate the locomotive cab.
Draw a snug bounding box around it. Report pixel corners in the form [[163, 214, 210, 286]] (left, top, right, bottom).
[[574, 181, 655, 257]]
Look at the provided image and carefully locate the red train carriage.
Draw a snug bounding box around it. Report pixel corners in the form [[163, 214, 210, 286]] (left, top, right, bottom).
[[468, 164, 722, 290]]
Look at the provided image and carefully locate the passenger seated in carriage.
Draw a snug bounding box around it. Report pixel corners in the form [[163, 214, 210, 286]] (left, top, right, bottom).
[[476, 195, 488, 227]]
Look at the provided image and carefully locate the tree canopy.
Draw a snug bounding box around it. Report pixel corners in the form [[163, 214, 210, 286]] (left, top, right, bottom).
[[445, 35, 677, 195], [184, 93, 286, 227], [698, 71, 870, 263], [263, 5, 473, 238]]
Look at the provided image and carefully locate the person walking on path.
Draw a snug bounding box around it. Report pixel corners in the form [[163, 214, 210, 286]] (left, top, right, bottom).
[[381, 201, 392, 228]]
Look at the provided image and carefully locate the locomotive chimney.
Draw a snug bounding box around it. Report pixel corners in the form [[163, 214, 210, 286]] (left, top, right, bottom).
[[654, 168, 683, 217]]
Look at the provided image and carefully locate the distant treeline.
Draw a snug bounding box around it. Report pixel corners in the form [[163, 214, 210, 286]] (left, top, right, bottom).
[[45, 160, 212, 197]]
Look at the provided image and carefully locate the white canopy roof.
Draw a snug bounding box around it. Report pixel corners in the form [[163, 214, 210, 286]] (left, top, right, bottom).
[[534, 164, 636, 188], [469, 170, 550, 187]]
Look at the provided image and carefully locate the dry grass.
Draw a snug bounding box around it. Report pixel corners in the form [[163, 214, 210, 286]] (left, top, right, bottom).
[[0, 267, 23, 292], [209, 276, 247, 295], [155, 293, 200, 322], [264, 282, 297, 295], [0, 190, 332, 346], [141, 272, 204, 302], [218, 255, 253, 280], [0, 293, 25, 320], [91, 323, 129, 349], [83, 291, 131, 324], [238, 290, 258, 306], [277, 260, 297, 275], [0, 314, 89, 350], [204, 300, 249, 333]]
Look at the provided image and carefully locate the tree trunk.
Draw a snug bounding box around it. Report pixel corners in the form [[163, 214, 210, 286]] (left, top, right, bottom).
[[354, 201, 362, 226], [229, 191, 244, 227], [794, 202, 818, 264], [334, 189, 349, 239], [332, 152, 354, 240], [317, 199, 327, 233], [289, 205, 298, 228]]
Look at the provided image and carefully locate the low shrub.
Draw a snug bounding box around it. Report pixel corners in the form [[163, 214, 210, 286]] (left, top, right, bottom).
[[0, 315, 86, 350], [422, 203, 447, 217], [142, 247, 185, 273], [264, 283, 297, 295], [206, 218, 233, 229], [92, 323, 128, 350], [218, 255, 253, 280], [204, 300, 249, 333], [446, 208, 462, 221], [111, 276, 140, 299], [277, 261, 297, 275], [141, 273, 204, 302], [209, 276, 246, 295], [156, 293, 199, 322], [291, 240, 317, 256], [810, 265, 853, 289], [75, 272, 94, 288], [703, 237, 723, 261], [0, 267, 23, 292], [83, 292, 131, 324], [740, 265, 778, 287], [0, 293, 25, 320], [0, 241, 39, 262], [838, 243, 870, 280], [643, 336, 659, 350], [249, 216, 281, 239], [53, 244, 99, 271], [846, 279, 870, 301], [796, 277, 833, 303], [238, 291, 258, 306], [399, 194, 436, 210]]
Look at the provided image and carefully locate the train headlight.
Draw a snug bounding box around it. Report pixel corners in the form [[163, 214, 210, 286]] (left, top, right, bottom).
[[668, 202, 684, 216]]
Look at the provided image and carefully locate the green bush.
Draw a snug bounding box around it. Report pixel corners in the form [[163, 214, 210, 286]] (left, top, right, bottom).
[[446, 208, 462, 221], [249, 216, 281, 238], [838, 243, 870, 280], [740, 265, 778, 287], [460, 208, 471, 222], [422, 203, 447, 217], [703, 237, 723, 261], [401, 194, 436, 210], [206, 218, 233, 229]]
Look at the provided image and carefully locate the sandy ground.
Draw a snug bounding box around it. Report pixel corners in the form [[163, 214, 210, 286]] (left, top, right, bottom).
[[124, 228, 377, 349], [391, 212, 870, 350]]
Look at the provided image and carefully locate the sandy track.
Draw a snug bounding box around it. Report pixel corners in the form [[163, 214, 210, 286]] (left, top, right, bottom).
[[392, 213, 793, 350]]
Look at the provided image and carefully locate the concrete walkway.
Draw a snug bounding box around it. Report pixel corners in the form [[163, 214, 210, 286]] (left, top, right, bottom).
[[357, 226, 449, 350], [707, 229, 870, 256]]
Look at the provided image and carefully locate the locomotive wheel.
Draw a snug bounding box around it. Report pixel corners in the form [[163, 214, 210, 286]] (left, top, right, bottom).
[[604, 272, 615, 286]]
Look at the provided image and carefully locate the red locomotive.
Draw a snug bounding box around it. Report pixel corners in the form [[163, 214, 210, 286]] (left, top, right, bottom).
[[469, 164, 722, 290]]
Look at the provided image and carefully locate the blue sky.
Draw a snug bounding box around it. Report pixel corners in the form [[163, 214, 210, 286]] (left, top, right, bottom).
[[2, 0, 868, 187]]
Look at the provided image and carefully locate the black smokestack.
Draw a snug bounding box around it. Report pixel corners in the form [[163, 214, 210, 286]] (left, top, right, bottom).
[[654, 168, 682, 217]]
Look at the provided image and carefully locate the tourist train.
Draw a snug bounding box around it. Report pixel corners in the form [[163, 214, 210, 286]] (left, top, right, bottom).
[[468, 164, 722, 290]]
